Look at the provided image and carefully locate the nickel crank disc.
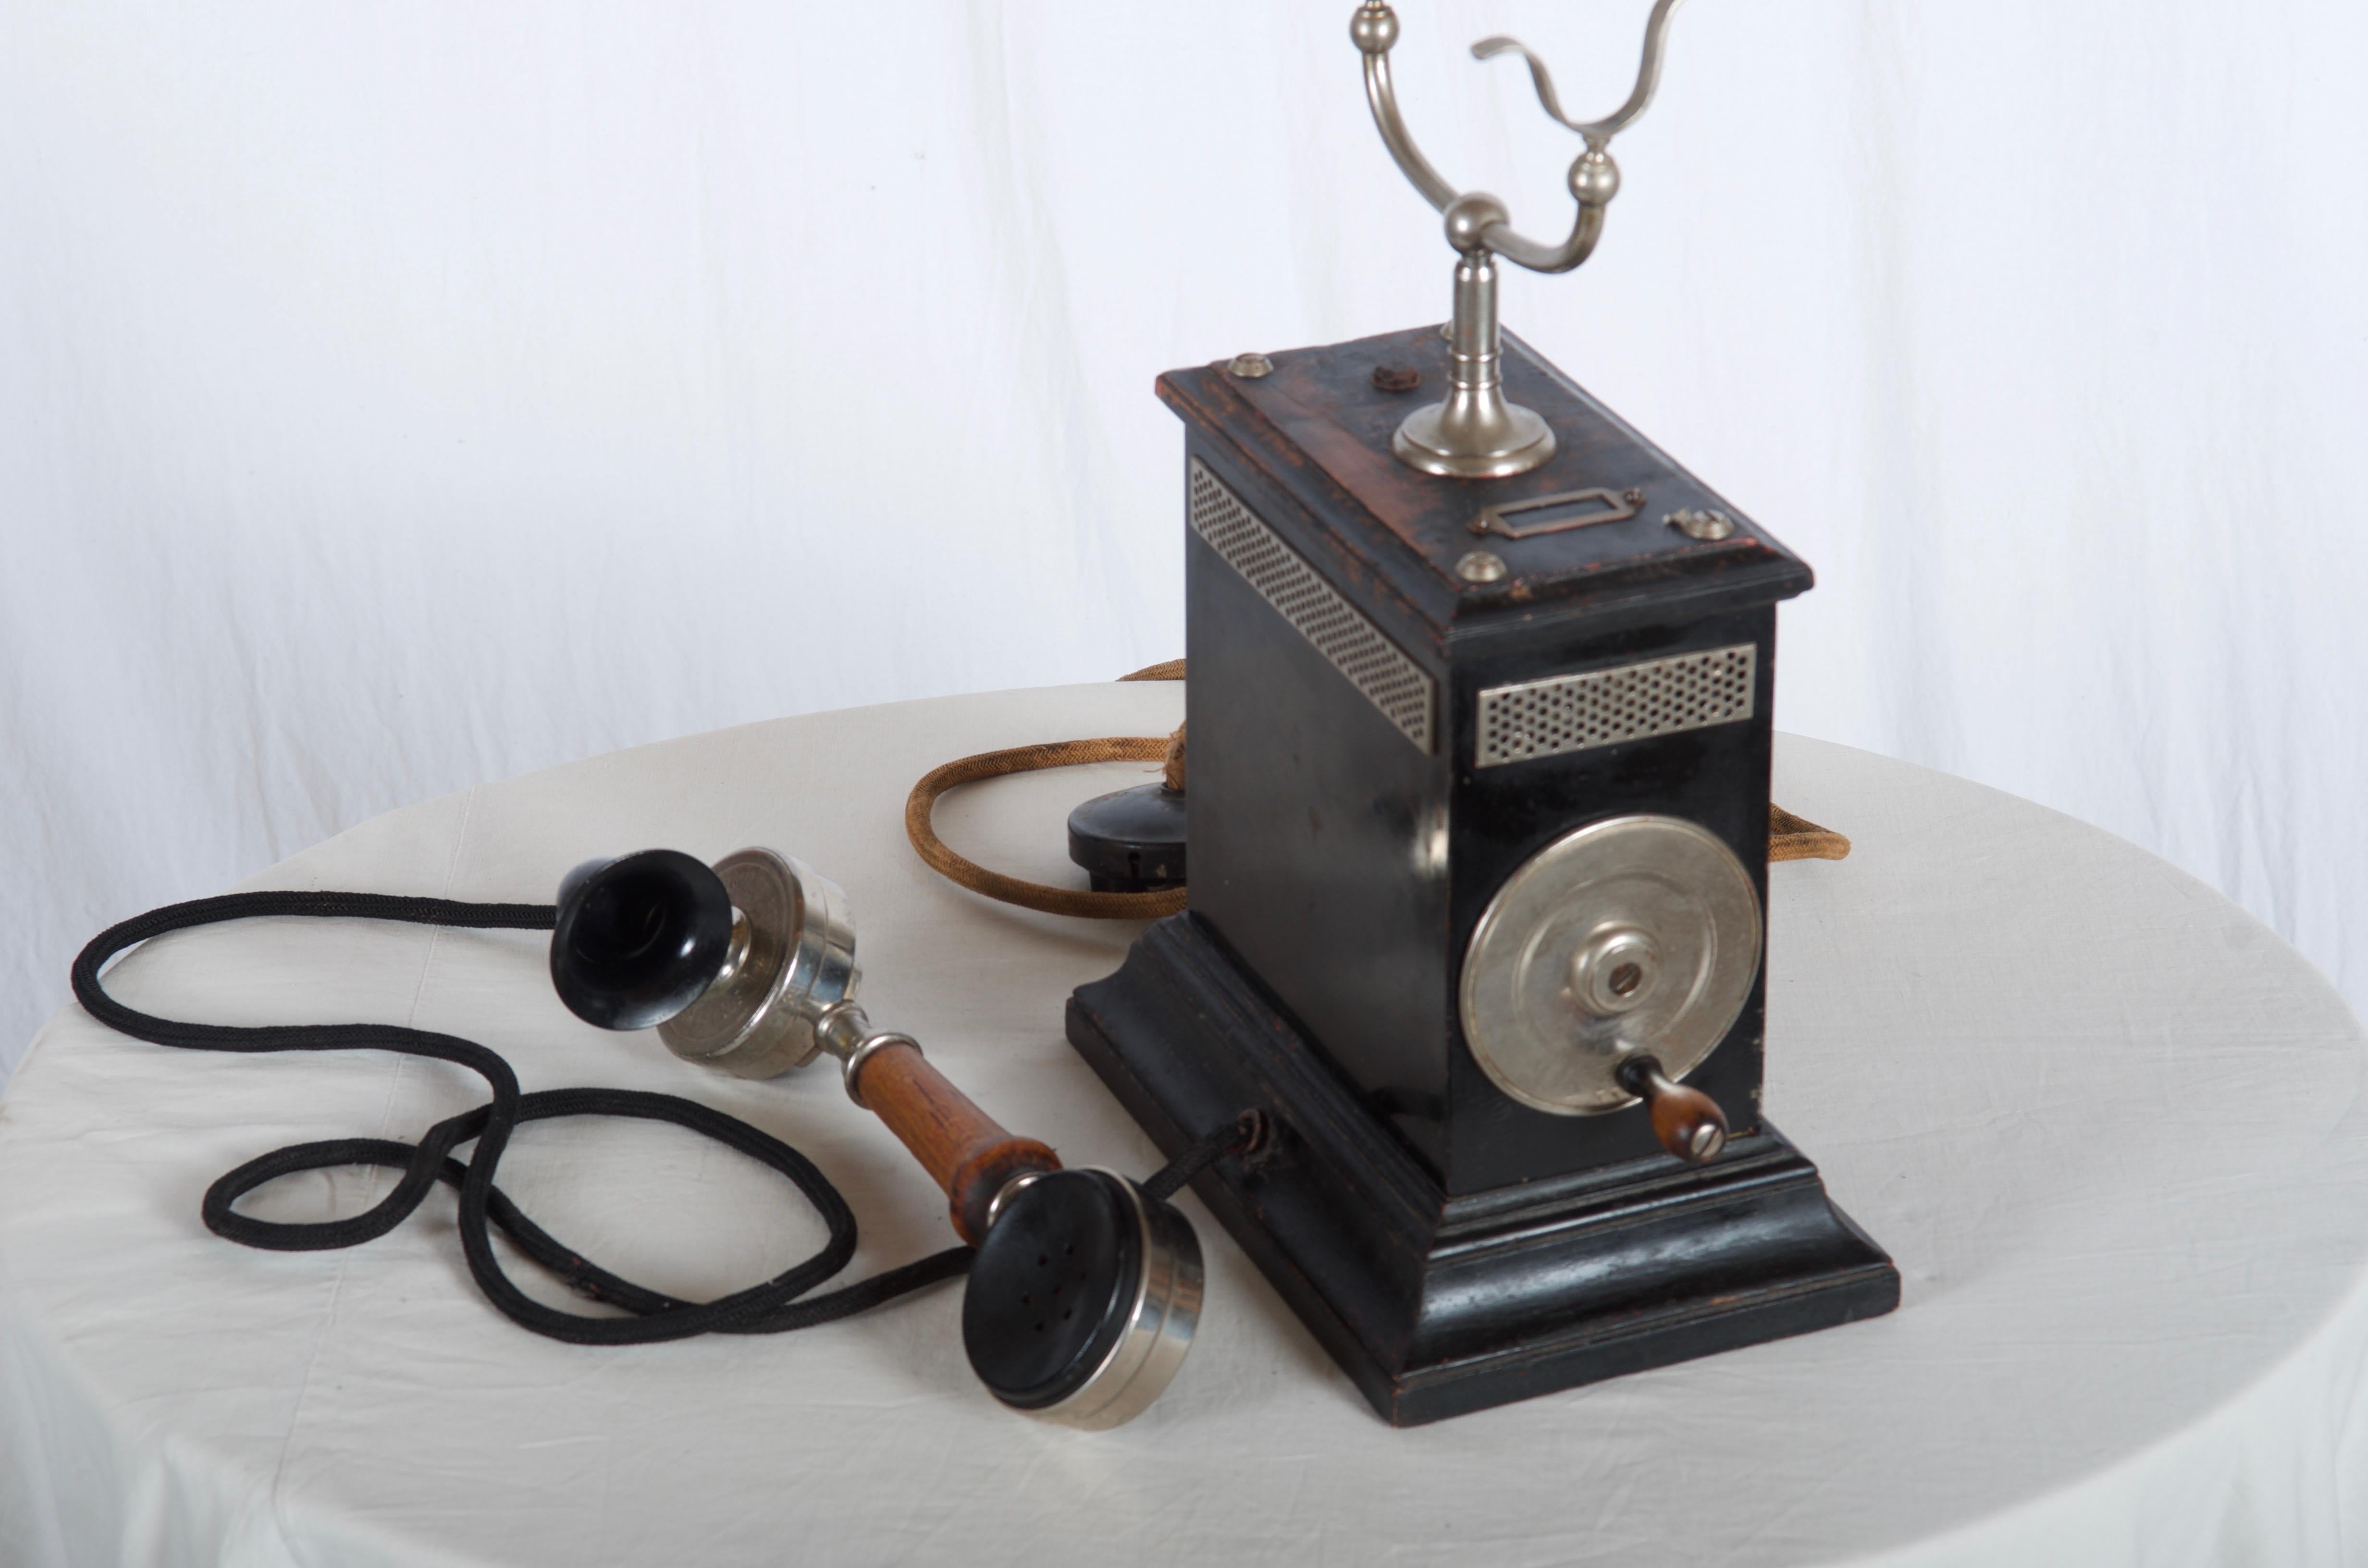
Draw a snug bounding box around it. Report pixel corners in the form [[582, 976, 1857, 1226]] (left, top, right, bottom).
[[1458, 814, 1759, 1115]]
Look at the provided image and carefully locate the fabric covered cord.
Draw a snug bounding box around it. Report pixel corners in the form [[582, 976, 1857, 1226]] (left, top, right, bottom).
[[1141, 1112, 1264, 1204], [905, 738, 1188, 920], [1770, 804, 1851, 861], [904, 662, 1847, 920], [69, 892, 972, 1344], [69, 891, 1250, 1347]]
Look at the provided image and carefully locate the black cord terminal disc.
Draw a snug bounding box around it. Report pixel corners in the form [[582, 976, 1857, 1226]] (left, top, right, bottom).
[[961, 1167, 1203, 1429], [1065, 784, 1186, 894]]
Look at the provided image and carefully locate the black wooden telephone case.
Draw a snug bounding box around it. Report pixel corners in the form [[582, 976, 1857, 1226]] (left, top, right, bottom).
[[1067, 324, 1898, 1425]]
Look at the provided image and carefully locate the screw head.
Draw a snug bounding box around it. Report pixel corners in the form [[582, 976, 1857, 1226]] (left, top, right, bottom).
[[1226, 352, 1273, 379], [1666, 508, 1737, 541], [1455, 550, 1508, 584], [1371, 363, 1420, 394]]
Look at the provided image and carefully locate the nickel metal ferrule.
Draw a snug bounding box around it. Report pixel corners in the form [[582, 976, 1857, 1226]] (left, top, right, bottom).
[[815, 1001, 921, 1110], [1350, 0, 1686, 478]]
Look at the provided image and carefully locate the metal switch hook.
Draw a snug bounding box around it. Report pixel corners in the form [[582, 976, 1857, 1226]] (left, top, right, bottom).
[[1349, 0, 1689, 478], [550, 847, 1205, 1428]]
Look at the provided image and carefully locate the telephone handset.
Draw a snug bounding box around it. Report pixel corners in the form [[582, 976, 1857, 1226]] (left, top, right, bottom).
[[74, 846, 1239, 1431], [548, 847, 1208, 1428]]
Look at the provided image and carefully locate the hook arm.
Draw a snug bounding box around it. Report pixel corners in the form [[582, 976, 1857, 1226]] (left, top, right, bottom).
[[1346, 0, 1690, 477], [1353, 0, 1683, 274], [1483, 201, 1606, 277], [1472, 0, 1686, 149], [1357, 14, 1456, 212]]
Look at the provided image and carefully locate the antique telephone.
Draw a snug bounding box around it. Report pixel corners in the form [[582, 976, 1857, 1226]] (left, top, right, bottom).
[[1052, 2, 1901, 1424], [73, 845, 1230, 1430]]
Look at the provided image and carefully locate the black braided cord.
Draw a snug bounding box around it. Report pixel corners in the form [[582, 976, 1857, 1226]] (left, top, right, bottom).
[[1144, 1111, 1264, 1204], [69, 895, 1259, 1355], [70, 890, 981, 1345], [71, 891, 1258, 1348]]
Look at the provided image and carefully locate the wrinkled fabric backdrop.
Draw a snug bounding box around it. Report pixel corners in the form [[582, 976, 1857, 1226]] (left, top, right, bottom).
[[3, 0, 2363, 1083]]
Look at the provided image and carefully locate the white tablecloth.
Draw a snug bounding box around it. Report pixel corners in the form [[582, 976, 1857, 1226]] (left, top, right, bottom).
[[5, 682, 2366, 1568]]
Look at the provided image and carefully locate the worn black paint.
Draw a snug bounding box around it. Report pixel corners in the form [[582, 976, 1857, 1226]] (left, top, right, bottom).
[[1070, 920, 1899, 1425], [1068, 325, 1899, 1422]]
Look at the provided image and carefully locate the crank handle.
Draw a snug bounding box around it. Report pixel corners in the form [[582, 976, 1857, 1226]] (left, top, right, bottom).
[[1618, 1053, 1728, 1164]]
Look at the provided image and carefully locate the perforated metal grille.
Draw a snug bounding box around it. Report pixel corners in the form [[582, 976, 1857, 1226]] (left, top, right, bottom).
[[1476, 644, 1757, 768], [1187, 458, 1434, 753]]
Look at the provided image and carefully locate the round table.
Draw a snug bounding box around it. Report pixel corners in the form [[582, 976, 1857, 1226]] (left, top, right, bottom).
[[5, 682, 2366, 1568]]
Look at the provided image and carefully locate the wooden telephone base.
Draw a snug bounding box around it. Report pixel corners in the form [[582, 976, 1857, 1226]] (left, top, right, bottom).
[[1069, 918, 1896, 1425]]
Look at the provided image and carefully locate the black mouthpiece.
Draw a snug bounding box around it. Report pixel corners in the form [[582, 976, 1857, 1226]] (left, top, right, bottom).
[[549, 848, 734, 1031], [962, 1169, 1143, 1410], [961, 1167, 1202, 1426]]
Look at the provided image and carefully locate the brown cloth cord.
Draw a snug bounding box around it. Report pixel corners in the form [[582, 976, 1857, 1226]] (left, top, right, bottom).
[[905, 737, 1187, 920], [1769, 804, 1851, 863], [904, 662, 1848, 920]]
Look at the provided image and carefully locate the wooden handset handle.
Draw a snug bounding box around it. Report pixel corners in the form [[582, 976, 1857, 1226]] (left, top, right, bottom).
[[846, 1036, 1060, 1246], [1619, 1054, 1728, 1165]]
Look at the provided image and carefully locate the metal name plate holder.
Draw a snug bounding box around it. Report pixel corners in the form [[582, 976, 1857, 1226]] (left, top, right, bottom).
[[1066, 2, 1897, 1426]]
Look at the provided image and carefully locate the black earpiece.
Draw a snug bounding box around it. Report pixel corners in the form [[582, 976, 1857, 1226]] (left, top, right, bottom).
[[549, 849, 735, 1030]]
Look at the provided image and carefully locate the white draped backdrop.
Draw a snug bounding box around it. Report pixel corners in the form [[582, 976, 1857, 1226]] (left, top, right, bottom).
[[3, 0, 2364, 1081]]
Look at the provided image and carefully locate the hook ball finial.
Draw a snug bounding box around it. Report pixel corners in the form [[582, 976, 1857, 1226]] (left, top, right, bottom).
[[1350, 3, 1397, 54], [1443, 191, 1508, 255], [1569, 149, 1620, 206]]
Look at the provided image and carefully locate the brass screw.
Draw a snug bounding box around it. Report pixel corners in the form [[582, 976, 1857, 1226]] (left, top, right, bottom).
[[1455, 550, 1508, 584], [1666, 508, 1737, 541]]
